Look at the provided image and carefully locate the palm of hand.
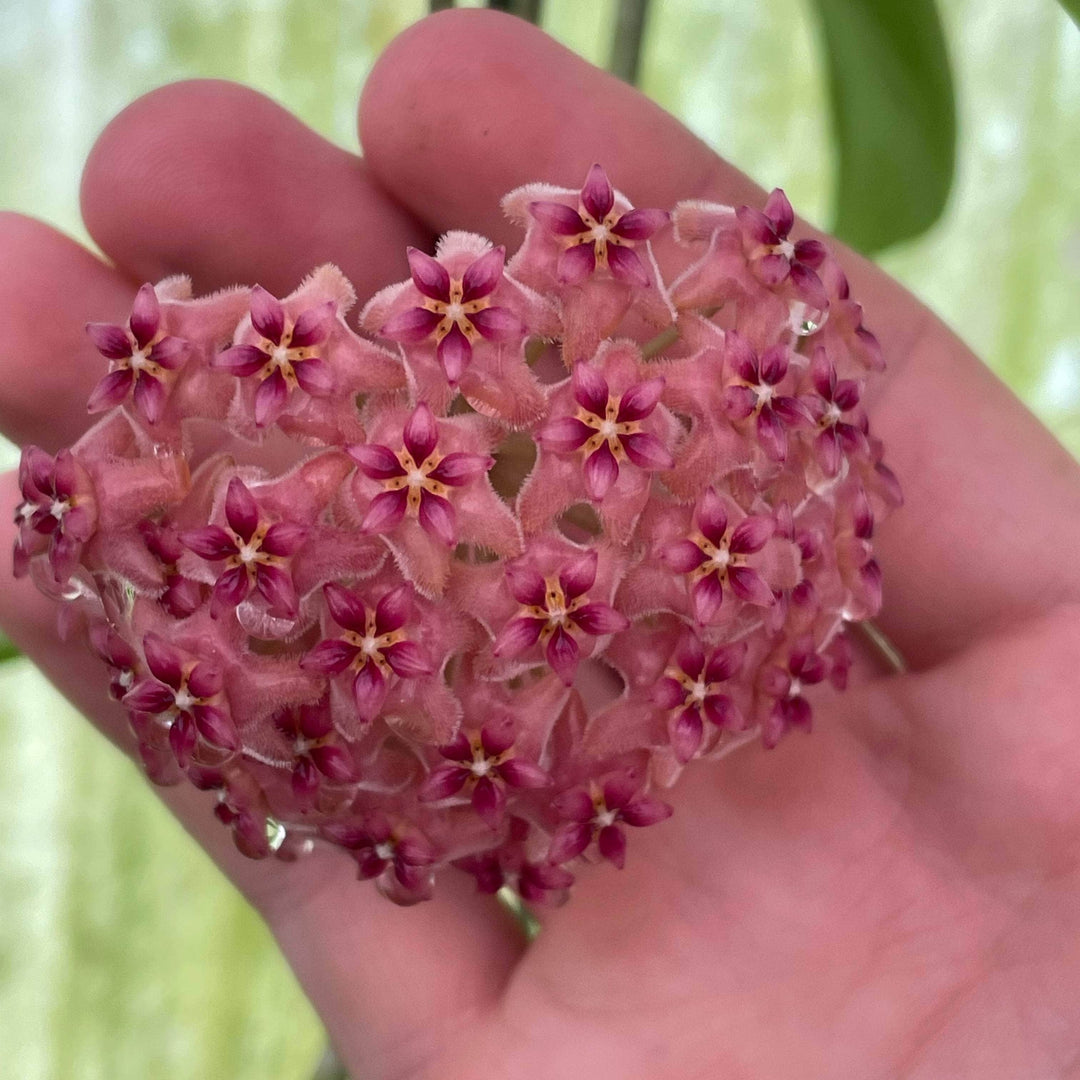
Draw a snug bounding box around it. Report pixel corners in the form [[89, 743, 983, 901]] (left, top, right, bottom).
[[1, 12, 1077, 1080]]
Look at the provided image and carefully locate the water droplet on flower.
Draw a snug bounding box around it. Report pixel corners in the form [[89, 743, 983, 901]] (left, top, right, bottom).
[[789, 301, 828, 336], [265, 817, 287, 851]]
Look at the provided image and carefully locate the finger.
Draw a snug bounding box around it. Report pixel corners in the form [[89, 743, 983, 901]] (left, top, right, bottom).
[[0, 467, 525, 1079], [0, 213, 139, 449], [80, 79, 431, 299], [358, 10, 1080, 670]]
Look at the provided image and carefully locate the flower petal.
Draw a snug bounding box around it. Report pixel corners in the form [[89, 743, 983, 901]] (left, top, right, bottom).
[[705, 641, 747, 683], [142, 632, 184, 688], [537, 415, 593, 453], [383, 640, 433, 678], [348, 442, 406, 480], [611, 207, 669, 240], [352, 662, 387, 721], [225, 477, 259, 541], [505, 561, 547, 606], [147, 335, 187, 370], [580, 163, 614, 221], [293, 356, 334, 397], [570, 602, 628, 637], [250, 285, 285, 344], [660, 538, 707, 574], [621, 431, 674, 471], [301, 638, 359, 676], [559, 549, 598, 600], [597, 824, 626, 868], [728, 565, 775, 607], [186, 662, 222, 698], [210, 565, 250, 619], [255, 563, 299, 618], [548, 822, 592, 864], [360, 489, 408, 535], [437, 323, 472, 383], [763, 188, 794, 235], [620, 795, 674, 828], [180, 525, 236, 560], [132, 373, 167, 425], [309, 743, 358, 783], [260, 521, 308, 557], [192, 704, 240, 751], [606, 244, 649, 286], [86, 322, 132, 360], [213, 344, 266, 377], [460, 245, 505, 303], [730, 514, 774, 554], [254, 368, 289, 428], [129, 283, 161, 348], [380, 306, 442, 343], [557, 242, 596, 285], [691, 573, 724, 623], [323, 583, 367, 632], [374, 583, 412, 634], [471, 775, 506, 829], [417, 764, 469, 802], [87, 369, 133, 413], [469, 305, 522, 341], [616, 377, 664, 422], [529, 200, 586, 236], [404, 402, 439, 463], [583, 443, 619, 501], [289, 300, 336, 348], [493, 616, 545, 658], [406, 248, 451, 302], [546, 627, 580, 685], [671, 707, 703, 764], [427, 452, 492, 486], [418, 490, 457, 546]]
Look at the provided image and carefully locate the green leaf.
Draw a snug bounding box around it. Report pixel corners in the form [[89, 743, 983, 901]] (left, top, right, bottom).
[[1057, 0, 1079, 27], [0, 636, 20, 663], [809, 0, 956, 253]]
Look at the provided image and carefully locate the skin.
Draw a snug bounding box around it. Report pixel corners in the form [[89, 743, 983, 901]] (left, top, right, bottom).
[[2, 10, 1079, 1079]]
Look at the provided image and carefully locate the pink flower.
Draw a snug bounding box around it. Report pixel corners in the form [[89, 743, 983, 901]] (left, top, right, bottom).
[[380, 245, 521, 384], [123, 633, 239, 767], [653, 632, 747, 762], [349, 402, 493, 546], [538, 362, 674, 501], [549, 773, 673, 869], [180, 477, 308, 620], [735, 188, 828, 309], [720, 332, 809, 462], [300, 581, 433, 723], [660, 487, 776, 622], [493, 547, 629, 685], [86, 283, 189, 424], [212, 286, 335, 428], [528, 163, 669, 286], [759, 636, 829, 749], [418, 718, 551, 829], [803, 346, 869, 476], [272, 700, 359, 800], [324, 814, 437, 905]]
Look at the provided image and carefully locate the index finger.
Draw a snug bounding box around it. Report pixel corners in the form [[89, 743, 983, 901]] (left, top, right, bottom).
[[357, 9, 1080, 670]]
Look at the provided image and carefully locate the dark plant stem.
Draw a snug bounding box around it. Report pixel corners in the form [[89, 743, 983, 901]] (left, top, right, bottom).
[[609, 0, 651, 85]]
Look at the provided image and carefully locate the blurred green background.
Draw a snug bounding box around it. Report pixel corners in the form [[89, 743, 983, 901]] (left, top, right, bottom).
[[0, 1, 1077, 1077]]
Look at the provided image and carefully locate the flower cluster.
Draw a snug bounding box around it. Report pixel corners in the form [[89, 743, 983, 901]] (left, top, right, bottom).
[[13, 167, 899, 905]]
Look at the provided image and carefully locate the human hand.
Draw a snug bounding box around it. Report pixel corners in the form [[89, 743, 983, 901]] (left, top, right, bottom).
[[2, 10, 1079, 1079]]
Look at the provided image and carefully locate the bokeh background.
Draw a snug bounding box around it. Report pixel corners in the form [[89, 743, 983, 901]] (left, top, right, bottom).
[[0, 1, 1077, 1077]]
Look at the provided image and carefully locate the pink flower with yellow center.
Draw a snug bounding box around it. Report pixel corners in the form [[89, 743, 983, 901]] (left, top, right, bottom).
[[538, 362, 674, 501], [493, 548, 629, 685], [529, 163, 669, 286], [348, 402, 493, 547], [549, 773, 673, 869], [123, 632, 238, 767], [379, 246, 522, 384], [301, 581, 433, 723], [661, 487, 776, 623], [271, 700, 359, 800], [180, 477, 308, 620], [212, 286, 335, 428], [653, 632, 747, 762], [418, 719, 551, 829], [86, 283, 189, 424], [759, 636, 829, 749]]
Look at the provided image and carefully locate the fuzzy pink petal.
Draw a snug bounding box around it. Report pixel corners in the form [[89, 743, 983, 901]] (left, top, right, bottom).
[[498, 758, 550, 789], [505, 562, 547, 606], [493, 616, 545, 658], [471, 776, 506, 829], [180, 525, 236, 560], [417, 764, 469, 802], [705, 641, 747, 682], [87, 369, 133, 413], [289, 301, 336, 348], [546, 627, 580, 685], [572, 362, 609, 415], [147, 336, 187, 370], [293, 356, 334, 397], [254, 368, 289, 428], [323, 583, 367, 632], [418, 491, 457, 546], [671, 707, 704, 764], [193, 704, 240, 751], [132, 373, 166, 425], [570, 602, 628, 637], [225, 478, 259, 541], [185, 662, 222, 698], [736, 205, 778, 246], [301, 638, 359, 676], [581, 163, 614, 220], [437, 324, 472, 383], [730, 515, 774, 554], [309, 744, 358, 783], [360, 489, 408, 535], [583, 443, 619, 501], [559, 549, 598, 600], [529, 201, 587, 236], [460, 246, 505, 302], [382, 640, 433, 678], [213, 344, 266, 376], [352, 662, 388, 721], [756, 408, 788, 462], [661, 538, 707, 573], [87, 322, 132, 360], [348, 442, 406, 480], [381, 306, 442, 344], [616, 377, 665, 422], [597, 824, 626, 868], [210, 566, 251, 618], [620, 796, 674, 828], [548, 822, 592, 864], [407, 248, 451, 302], [611, 207, 669, 240], [261, 521, 308, 557], [606, 244, 649, 287], [404, 402, 439, 463], [129, 283, 161, 348], [728, 566, 775, 607], [427, 452, 492, 486], [721, 384, 757, 420], [557, 242, 596, 285], [763, 188, 794, 235], [250, 286, 285, 344], [374, 583, 412, 634], [255, 563, 298, 618], [469, 305, 522, 341], [142, 632, 183, 688], [621, 431, 674, 471], [538, 416, 593, 453], [692, 573, 724, 623]]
